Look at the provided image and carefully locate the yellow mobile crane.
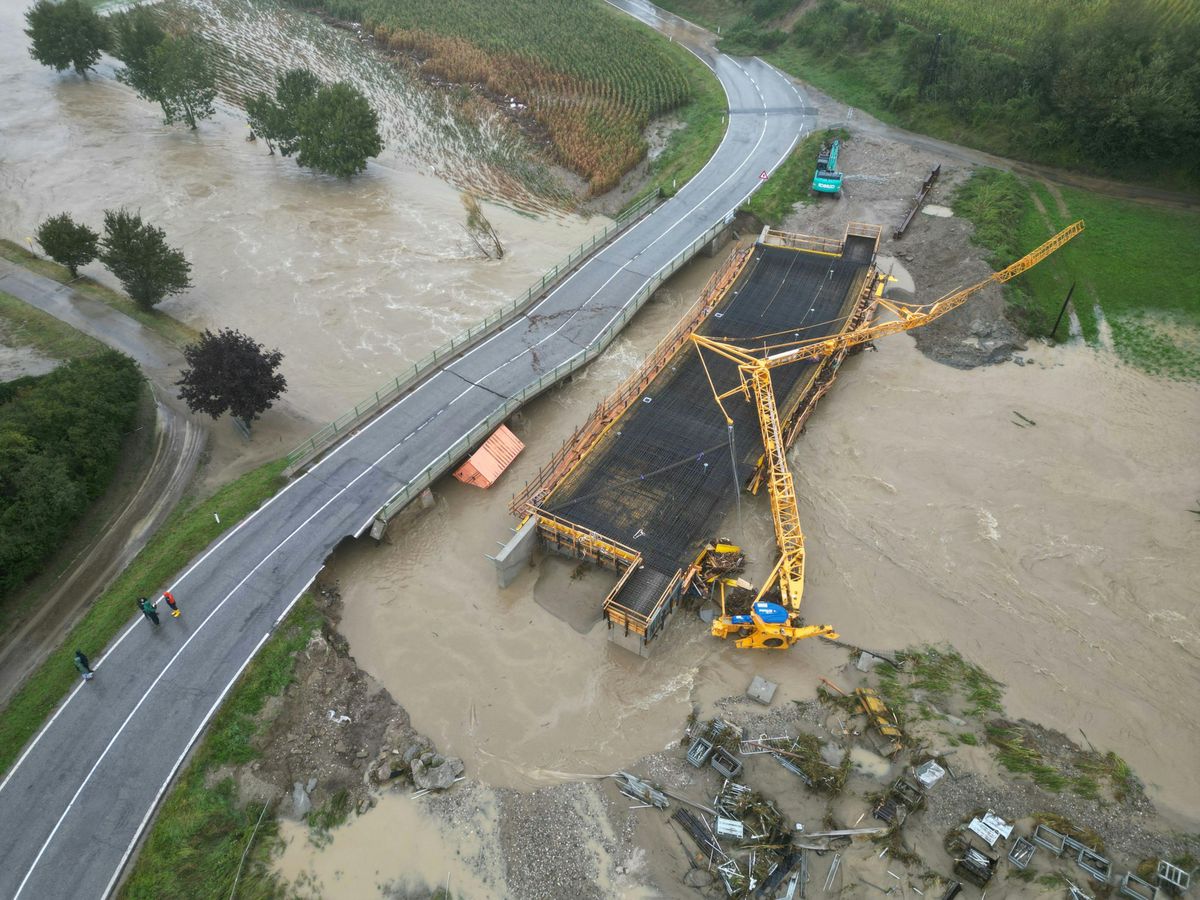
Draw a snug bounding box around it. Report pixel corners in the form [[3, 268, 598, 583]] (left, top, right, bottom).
[[691, 220, 1084, 650]]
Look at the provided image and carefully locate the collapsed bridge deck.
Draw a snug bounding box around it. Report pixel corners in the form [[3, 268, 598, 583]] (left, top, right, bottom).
[[510, 224, 882, 654]]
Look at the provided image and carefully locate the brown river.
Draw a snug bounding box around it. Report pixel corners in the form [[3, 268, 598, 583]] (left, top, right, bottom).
[[281, 272, 1200, 893], [0, 0, 600, 423]]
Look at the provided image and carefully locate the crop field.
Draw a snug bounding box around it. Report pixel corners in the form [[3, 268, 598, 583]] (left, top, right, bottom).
[[309, 0, 695, 193]]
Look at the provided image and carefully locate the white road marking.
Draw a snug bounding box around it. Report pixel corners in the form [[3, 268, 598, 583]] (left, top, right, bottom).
[[99, 631, 271, 900], [2, 32, 820, 897]]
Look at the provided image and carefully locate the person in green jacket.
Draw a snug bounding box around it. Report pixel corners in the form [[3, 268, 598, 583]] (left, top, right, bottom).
[[138, 597, 160, 627], [74, 650, 94, 682]]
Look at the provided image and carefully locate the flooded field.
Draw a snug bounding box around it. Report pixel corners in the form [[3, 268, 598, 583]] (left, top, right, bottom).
[[323, 276, 1200, 831], [0, 0, 600, 421]]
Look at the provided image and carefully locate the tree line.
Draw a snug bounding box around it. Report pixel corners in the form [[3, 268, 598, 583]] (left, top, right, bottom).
[[722, 0, 1200, 182], [0, 353, 143, 601], [24, 1, 383, 178]]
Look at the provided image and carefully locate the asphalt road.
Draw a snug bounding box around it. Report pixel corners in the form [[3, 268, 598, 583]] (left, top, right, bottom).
[[0, 13, 815, 898]]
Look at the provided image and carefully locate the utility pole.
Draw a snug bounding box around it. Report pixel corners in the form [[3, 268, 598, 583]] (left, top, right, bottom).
[[1050, 281, 1075, 341]]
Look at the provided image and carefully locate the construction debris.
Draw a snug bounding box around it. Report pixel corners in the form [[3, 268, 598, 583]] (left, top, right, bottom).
[[746, 675, 778, 706], [914, 760, 945, 790], [614, 771, 669, 809], [855, 688, 903, 756], [1157, 858, 1191, 890], [1007, 835, 1037, 870]]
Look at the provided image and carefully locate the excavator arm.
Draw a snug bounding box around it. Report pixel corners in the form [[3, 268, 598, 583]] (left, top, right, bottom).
[[694, 220, 1084, 650]]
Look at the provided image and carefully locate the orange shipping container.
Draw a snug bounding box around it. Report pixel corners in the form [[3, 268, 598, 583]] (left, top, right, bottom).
[[452, 424, 525, 488]]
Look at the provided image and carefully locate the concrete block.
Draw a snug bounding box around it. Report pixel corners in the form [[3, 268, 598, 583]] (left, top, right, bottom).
[[491, 516, 538, 588], [747, 675, 778, 706]]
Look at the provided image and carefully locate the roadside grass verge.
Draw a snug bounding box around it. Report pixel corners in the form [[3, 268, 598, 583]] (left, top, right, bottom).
[[120, 592, 322, 899], [952, 169, 1200, 379], [0, 458, 288, 778], [0, 290, 108, 359], [0, 239, 200, 349], [627, 41, 727, 206], [742, 128, 849, 225]]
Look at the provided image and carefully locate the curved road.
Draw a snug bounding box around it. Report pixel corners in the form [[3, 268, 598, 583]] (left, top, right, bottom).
[[0, 11, 814, 898]]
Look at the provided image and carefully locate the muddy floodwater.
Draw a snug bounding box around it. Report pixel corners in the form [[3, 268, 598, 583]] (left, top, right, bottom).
[[324, 292, 1200, 836], [0, 0, 600, 422]]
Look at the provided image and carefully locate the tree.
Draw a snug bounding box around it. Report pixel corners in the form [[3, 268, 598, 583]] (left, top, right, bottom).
[[98, 209, 192, 309], [119, 33, 216, 128], [246, 68, 320, 156], [24, 0, 106, 76], [110, 6, 165, 94], [296, 82, 383, 178], [176, 329, 286, 424], [35, 213, 99, 278]]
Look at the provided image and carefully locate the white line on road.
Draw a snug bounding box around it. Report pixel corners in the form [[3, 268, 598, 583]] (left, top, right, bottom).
[[13, 418, 437, 896], [99, 631, 271, 900]]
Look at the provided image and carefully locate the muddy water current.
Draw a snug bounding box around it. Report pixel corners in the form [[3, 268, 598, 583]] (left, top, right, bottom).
[[0, 0, 599, 421], [325, 280, 1200, 837]]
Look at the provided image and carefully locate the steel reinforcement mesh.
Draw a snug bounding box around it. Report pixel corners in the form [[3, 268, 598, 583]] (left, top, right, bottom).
[[544, 240, 875, 593]]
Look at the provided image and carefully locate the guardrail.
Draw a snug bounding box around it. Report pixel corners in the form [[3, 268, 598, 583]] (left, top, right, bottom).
[[283, 190, 661, 476], [508, 243, 753, 517], [367, 210, 739, 535]]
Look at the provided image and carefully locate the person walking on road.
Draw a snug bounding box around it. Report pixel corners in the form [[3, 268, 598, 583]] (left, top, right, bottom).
[[162, 591, 180, 617], [73, 650, 94, 682], [138, 596, 160, 627]]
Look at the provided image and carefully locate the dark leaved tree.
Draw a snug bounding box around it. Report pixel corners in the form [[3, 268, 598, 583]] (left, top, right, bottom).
[[24, 0, 106, 76], [296, 82, 383, 178], [99, 208, 192, 309], [176, 328, 287, 425], [36, 212, 99, 277]]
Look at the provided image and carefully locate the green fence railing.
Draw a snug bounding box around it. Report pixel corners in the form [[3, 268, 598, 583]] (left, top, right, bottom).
[[366, 211, 736, 536], [283, 190, 662, 476]]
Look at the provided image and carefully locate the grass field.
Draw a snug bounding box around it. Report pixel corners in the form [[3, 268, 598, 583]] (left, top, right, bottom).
[[954, 169, 1200, 379], [0, 459, 287, 778], [0, 290, 108, 360], [0, 239, 200, 349], [119, 592, 322, 899], [742, 128, 848, 225]]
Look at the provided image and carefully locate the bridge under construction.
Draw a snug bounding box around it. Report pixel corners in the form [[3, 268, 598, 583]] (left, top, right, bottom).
[[502, 218, 1083, 655], [507, 223, 884, 654]]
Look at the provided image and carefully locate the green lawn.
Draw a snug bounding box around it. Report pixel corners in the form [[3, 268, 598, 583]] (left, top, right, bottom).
[[742, 128, 848, 225], [954, 169, 1200, 379], [0, 239, 200, 349], [0, 289, 108, 360], [120, 592, 322, 900], [0, 458, 288, 777]]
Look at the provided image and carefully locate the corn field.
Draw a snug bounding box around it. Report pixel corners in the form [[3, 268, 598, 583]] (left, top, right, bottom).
[[314, 0, 694, 193]]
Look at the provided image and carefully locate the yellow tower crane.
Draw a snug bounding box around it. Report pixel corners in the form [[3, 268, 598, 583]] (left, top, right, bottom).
[[691, 220, 1084, 650]]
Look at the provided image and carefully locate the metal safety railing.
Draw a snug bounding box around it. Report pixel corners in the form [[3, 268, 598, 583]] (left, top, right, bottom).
[[508, 243, 753, 517], [283, 190, 661, 476], [368, 210, 740, 532]]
